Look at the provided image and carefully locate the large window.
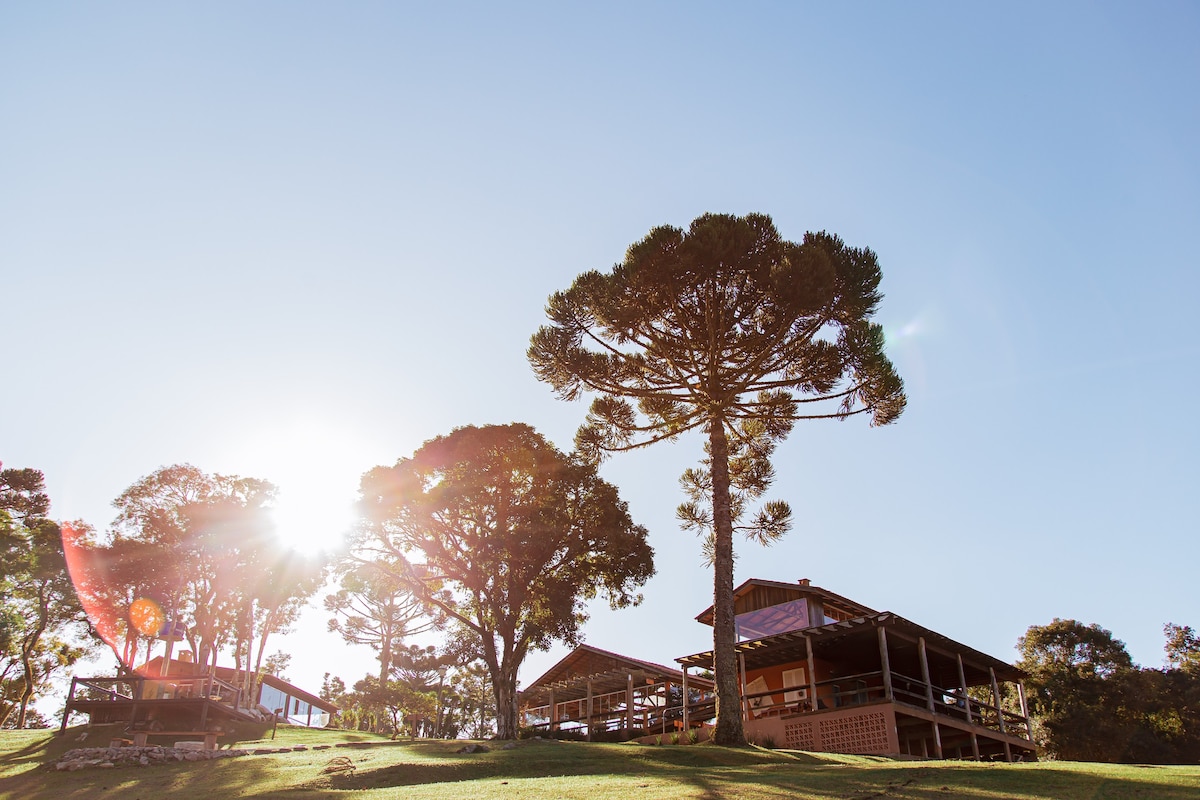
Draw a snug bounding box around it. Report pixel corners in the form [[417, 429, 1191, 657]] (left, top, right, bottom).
[[735, 598, 811, 640], [257, 683, 328, 727]]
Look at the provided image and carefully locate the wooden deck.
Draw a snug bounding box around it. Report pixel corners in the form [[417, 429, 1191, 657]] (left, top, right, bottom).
[[60, 673, 270, 744]]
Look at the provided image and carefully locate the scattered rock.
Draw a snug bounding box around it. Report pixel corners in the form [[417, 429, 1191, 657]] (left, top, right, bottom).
[[502, 742, 519, 750], [51, 745, 250, 772], [456, 743, 489, 754]]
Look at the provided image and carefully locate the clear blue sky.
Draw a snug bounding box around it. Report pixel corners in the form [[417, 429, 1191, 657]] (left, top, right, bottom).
[[3, 2, 1198, 698]]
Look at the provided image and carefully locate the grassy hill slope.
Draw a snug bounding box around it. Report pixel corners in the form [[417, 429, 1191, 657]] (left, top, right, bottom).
[[1, 726, 1197, 799]]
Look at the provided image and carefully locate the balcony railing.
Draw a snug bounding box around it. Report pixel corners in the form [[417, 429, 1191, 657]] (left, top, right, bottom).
[[64, 672, 246, 712], [740, 670, 1030, 741]]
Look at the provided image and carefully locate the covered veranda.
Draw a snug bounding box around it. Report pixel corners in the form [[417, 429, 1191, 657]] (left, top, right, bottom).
[[520, 645, 715, 740], [678, 612, 1037, 761]]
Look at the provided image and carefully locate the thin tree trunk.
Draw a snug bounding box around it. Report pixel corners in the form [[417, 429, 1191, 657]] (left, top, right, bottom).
[[16, 585, 51, 728], [250, 611, 275, 706], [708, 416, 747, 746]]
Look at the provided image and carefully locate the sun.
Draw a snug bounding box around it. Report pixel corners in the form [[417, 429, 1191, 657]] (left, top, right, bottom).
[[229, 417, 381, 557]]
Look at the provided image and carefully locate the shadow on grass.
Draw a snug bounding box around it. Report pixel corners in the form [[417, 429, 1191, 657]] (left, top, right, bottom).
[[4, 734, 1198, 800], [0, 724, 128, 773], [299, 742, 1200, 800]]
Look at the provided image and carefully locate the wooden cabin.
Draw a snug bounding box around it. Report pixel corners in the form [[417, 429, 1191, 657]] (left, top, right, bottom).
[[677, 578, 1037, 760], [519, 644, 716, 740]]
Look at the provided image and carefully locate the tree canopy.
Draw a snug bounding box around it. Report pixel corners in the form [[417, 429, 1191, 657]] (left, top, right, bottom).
[[73, 464, 324, 695], [356, 422, 654, 738], [0, 463, 91, 728], [528, 212, 905, 743], [1017, 618, 1200, 763]]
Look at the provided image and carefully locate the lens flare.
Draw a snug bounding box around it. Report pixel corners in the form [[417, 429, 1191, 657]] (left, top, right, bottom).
[[60, 522, 157, 674], [129, 597, 164, 637]]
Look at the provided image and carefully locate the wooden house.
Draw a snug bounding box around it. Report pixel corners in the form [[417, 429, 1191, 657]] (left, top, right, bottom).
[[677, 578, 1037, 760]]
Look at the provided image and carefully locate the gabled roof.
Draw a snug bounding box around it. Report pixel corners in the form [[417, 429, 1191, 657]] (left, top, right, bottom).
[[693, 578, 878, 626], [521, 644, 713, 705]]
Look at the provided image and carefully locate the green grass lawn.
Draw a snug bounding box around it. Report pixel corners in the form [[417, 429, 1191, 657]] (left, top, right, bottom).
[[1, 725, 1197, 800]]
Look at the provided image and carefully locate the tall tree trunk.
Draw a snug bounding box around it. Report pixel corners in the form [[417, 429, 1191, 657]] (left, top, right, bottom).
[[708, 416, 747, 746], [379, 619, 393, 686], [485, 640, 519, 739]]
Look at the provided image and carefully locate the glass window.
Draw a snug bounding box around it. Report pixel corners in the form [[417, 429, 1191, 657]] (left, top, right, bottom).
[[259, 684, 287, 715], [735, 598, 811, 639]]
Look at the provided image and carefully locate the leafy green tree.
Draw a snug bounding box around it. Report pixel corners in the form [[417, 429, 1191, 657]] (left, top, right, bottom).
[[357, 423, 654, 739], [451, 660, 497, 739], [344, 674, 435, 739], [1164, 623, 1200, 674], [528, 213, 905, 744], [320, 672, 346, 705], [0, 464, 92, 728], [1017, 618, 1140, 761], [85, 464, 322, 688]]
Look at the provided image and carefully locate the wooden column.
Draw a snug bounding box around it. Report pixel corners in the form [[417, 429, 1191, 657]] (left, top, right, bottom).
[[586, 680, 594, 742], [60, 678, 77, 732], [626, 674, 634, 733], [955, 654, 972, 724], [878, 627, 893, 701], [806, 635, 818, 710], [738, 652, 749, 722], [548, 689, 557, 733], [1017, 680, 1033, 742], [662, 680, 671, 734], [918, 637, 943, 758], [989, 667, 1012, 763], [681, 667, 690, 730], [988, 668, 1007, 734]]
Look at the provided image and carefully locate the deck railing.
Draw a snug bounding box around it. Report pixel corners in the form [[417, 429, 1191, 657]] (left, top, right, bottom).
[[63, 673, 246, 712], [741, 669, 1030, 741], [523, 691, 717, 737]]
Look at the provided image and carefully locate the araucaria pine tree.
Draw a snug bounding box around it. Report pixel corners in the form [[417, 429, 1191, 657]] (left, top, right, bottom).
[[529, 212, 905, 745]]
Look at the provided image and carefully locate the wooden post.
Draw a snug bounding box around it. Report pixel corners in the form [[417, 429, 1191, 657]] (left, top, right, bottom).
[[918, 637, 942, 758], [806, 635, 818, 710], [1017, 680, 1033, 741], [738, 652, 749, 722], [681, 667, 690, 731], [989, 667, 1012, 763], [626, 674, 634, 733], [956, 654, 972, 724], [548, 689, 557, 733], [662, 680, 671, 734], [586, 680, 594, 742], [969, 731, 980, 760], [878, 627, 893, 701], [988, 668, 1007, 735], [59, 678, 77, 733]]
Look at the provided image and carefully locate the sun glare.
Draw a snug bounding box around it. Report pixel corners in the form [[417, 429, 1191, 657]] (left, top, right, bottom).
[[230, 418, 377, 558]]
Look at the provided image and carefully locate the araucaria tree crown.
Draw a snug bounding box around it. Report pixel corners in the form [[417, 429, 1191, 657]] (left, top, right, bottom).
[[528, 212, 905, 745]]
